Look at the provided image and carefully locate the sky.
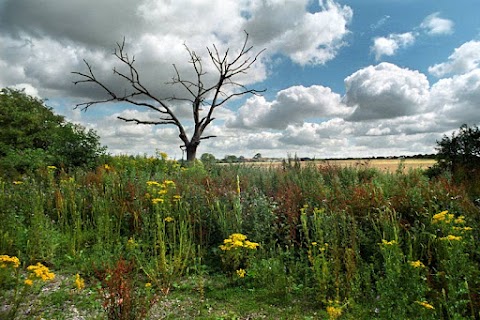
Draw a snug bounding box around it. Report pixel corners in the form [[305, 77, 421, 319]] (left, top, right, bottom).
[[1, 0, 480, 160]]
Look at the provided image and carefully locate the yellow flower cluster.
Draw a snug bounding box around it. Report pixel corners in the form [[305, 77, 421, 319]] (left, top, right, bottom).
[[381, 239, 397, 246], [147, 180, 181, 205], [75, 273, 85, 290], [439, 235, 462, 241], [409, 260, 425, 268], [236, 268, 246, 278], [415, 300, 435, 310], [0, 255, 20, 268], [219, 233, 260, 251], [164, 216, 174, 223], [432, 210, 455, 224], [326, 305, 343, 319], [27, 262, 55, 282]]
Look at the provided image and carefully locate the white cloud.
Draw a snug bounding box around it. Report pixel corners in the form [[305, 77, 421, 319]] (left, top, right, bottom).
[[430, 69, 480, 126], [228, 85, 350, 129], [371, 32, 415, 60], [428, 40, 480, 77], [244, 0, 353, 66], [344, 63, 430, 121], [420, 13, 454, 35]]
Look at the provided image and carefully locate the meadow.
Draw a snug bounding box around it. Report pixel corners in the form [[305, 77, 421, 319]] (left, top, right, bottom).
[[1, 155, 479, 319]]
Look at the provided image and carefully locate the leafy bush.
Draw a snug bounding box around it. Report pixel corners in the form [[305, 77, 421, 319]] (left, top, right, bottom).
[[0, 88, 106, 177]]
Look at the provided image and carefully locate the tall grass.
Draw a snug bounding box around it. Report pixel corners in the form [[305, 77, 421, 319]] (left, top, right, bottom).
[[0, 155, 479, 319]]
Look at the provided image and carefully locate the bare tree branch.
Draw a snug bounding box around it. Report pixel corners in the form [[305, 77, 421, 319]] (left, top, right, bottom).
[[72, 31, 265, 161]]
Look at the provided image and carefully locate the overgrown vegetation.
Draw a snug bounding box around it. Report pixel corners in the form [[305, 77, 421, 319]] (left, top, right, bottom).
[[0, 88, 106, 178], [1, 154, 479, 319]]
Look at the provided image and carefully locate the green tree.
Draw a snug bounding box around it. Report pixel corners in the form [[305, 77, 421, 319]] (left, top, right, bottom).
[[0, 88, 106, 176], [200, 153, 216, 165], [436, 124, 480, 172]]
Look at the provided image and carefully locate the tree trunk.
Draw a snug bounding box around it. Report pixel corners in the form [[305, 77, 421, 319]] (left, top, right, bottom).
[[186, 143, 198, 162]]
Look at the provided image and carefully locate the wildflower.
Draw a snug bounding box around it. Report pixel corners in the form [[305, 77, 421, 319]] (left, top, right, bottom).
[[145, 282, 152, 288], [159, 152, 168, 160], [230, 233, 247, 242], [24, 279, 33, 286], [13, 181, 23, 185], [415, 300, 435, 310], [311, 242, 318, 246], [164, 216, 174, 223], [236, 269, 246, 278], [244, 240, 260, 249], [146, 181, 160, 187], [27, 263, 55, 281], [75, 273, 85, 290], [104, 164, 111, 171], [454, 216, 466, 224], [381, 239, 397, 246], [164, 180, 175, 186], [158, 189, 168, 195], [439, 235, 462, 241], [326, 305, 342, 319], [152, 198, 164, 204], [432, 210, 454, 224], [0, 255, 20, 268], [173, 195, 182, 201], [47, 165, 57, 170], [409, 260, 425, 268]]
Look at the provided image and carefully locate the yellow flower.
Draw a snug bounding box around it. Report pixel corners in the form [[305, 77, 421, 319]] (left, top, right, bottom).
[[145, 282, 152, 288], [454, 216, 466, 224], [152, 198, 164, 204], [24, 279, 33, 286], [158, 189, 168, 195], [230, 233, 247, 242], [13, 181, 23, 185], [409, 260, 425, 268], [432, 210, 455, 224], [233, 240, 243, 247], [75, 274, 85, 290], [47, 165, 57, 170], [159, 152, 168, 160], [104, 164, 111, 171], [244, 240, 260, 249], [164, 180, 175, 186], [415, 300, 435, 310], [164, 216, 174, 223], [439, 235, 462, 241], [381, 239, 397, 246], [27, 263, 55, 281], [326, 306, 343, 319], [236, 269, 246, 278], [146, 181, 160, 186], [311, 242, 318, 246], [0, 255, 20, 268], [173, 195, 182, 201]]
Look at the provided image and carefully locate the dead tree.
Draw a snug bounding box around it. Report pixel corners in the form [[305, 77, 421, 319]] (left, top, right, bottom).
[[72, 32, 265, 161]]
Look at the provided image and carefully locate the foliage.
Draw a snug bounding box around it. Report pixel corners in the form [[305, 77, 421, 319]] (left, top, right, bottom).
[[0, 157, 479, 318], [430, 124, 480, 198], [0, 88, 106, 177]]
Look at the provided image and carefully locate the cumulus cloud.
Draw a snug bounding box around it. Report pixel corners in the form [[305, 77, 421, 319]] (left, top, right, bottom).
[[244, 0, 353, 66], [0, 0, 353, 101], [428, 40, 480, 77], [371, 32, 415, 60], [228, 85, 351, 129], [420, 12, 454, 35], [430, 69, 480, 126], [344, 63, 430, 121]]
